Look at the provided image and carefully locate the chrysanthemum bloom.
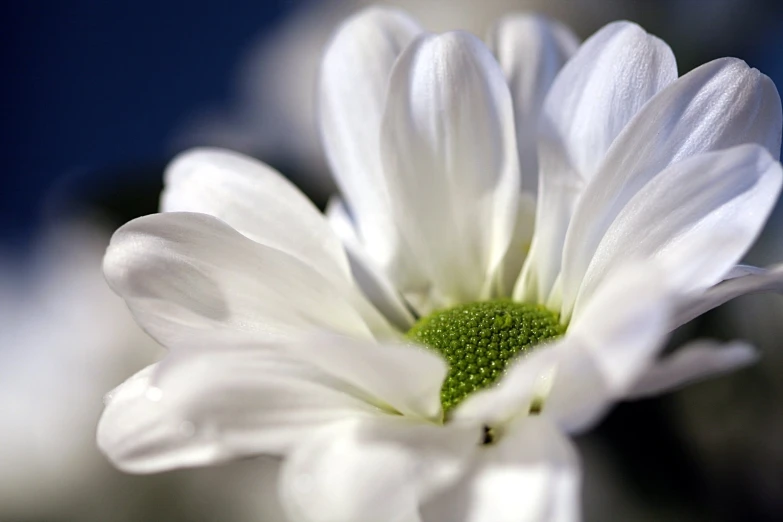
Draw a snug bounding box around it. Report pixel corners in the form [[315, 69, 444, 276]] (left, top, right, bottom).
[[100, 8, 783, 522]]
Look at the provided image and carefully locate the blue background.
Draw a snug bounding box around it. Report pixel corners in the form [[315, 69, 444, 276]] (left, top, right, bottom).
[[1, 0, 298, 243]]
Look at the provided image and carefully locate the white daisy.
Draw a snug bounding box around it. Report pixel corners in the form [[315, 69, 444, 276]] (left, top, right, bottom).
[[99, 7, 783, 522]]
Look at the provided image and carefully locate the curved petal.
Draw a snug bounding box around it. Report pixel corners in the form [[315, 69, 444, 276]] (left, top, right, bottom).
[[381, 31, 520, 309], [570, 145, 783, 320], [319, 6, 423, 267], [627, 340, 758, 399], [559, 58, 782, 315], [723, 264, 769, 280], [487, 13, 579, 194], [546, 263, 671, 432], [97, 350, 377, 473], [674, 263, 783, 329], [517, 21, 677, 303], [279, 417, 478, 522], [421, 417, 579, 522], [284, 335, 447, 422], [325, 198, 416, 329], [161, 148, 351, 283], [103, 212, 396, 348]]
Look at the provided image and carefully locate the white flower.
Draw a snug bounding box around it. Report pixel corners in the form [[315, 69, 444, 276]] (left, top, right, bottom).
[[99, 8, 783, 522]]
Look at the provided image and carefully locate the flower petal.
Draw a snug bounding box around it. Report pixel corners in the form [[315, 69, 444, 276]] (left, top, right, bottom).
[[487, 13, 579, 194], [570, 144, 783, 320], [279, 417, 478, 522], [97, 350, 377, 473], [674, 263, 783, 328], [496, 192, 536, 297], [546, 263, 671, 432], [627, 340, 758, 399], [421, 417, 579, 522], [103, 212, 395, 347], [319, 6, 423, 267], [559, 58, 782, 315], [517, 21, 677, 303], [381, 31, 520, 309], [283, 335, 447, 422], [325, 197, 416, 330], [161, 148, 351, 283], [723, 264, 769, 280]]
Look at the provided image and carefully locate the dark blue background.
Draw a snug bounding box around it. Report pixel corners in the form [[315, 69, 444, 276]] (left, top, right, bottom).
[[0, 0, 300, 243]]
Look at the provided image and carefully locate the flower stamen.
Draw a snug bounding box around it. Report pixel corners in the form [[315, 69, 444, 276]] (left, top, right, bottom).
[[406, 300, 564, 412]]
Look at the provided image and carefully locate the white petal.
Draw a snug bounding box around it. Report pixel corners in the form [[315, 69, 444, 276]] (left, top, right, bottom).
[[326, 197, 416, 330], [283, 335, 447, 422], [319, 6, 423, 267], [421, 417, 580, 522], [381, 31, 520, 309], [627, 340, 758, 399], [568, 262, 671, 392], [723, 264, 769, 280], [161, 148, 351, 283], [571, 145, 783, 320], [103, 212, 395, 348], [487, 14, 579, 194], [559, 58, 782, 315], [496, 192, 536, 297], [546, 263, 671, 432], [674, 263, 783, 328], [279, 417, 478, 522], [540, 21, 678, 180], [97, 350, 377, 473], [517, 21, 677, 303]]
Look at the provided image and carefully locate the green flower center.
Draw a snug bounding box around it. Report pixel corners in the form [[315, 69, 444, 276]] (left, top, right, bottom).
[[405, 300, 565, 413]]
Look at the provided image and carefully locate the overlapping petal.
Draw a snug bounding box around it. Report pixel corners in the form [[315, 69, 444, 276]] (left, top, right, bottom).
[[517, 21, 677, 303], [570, 144, 783, 319], [325, 197, 416, 330], [282, 335, 447, 421], [421, 417, 579, 522], [161, 148, 351, 283], [674, 263, 783, 328], [279, 417, 478, 522], [487, 13, 579, 193], [97, 349, 378, 473], [381, 31, 520, 310], [320, 6, 423, 268], [103, 212, 395, 347], [547, 263, 670, 432], [559, 58, 782, 315]]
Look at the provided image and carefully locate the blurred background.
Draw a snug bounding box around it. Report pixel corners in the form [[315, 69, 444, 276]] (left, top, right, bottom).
[[1, 0, 782, 520]]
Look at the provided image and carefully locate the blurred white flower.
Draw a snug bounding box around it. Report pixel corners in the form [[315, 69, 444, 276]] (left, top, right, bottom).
[[98, 7, 783, 521], [0, 220, 162, 520]]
